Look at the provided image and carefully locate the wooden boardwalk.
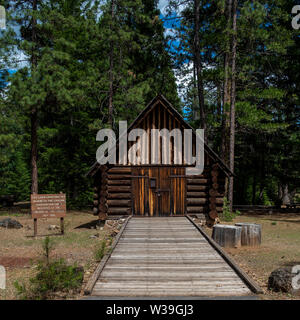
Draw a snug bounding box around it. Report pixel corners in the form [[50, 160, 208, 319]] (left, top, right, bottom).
[[92, 217, 252, 297]]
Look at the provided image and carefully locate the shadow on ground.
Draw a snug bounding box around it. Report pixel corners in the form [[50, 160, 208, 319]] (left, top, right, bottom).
[[75, 220, 105, 229]]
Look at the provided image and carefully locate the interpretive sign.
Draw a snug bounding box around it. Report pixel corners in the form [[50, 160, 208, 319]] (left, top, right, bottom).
[[31, 194, 66, 236]]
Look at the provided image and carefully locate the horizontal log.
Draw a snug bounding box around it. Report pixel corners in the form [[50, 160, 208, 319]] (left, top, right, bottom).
[[209, 189, 220, 197], [108, 167, 132, 174], [101, 173, 108, 180], [215, 198, 224, 205], [108, 174, 132, 180], [98, 212, 107, 220], [108, 207, 131, 214], [212, 183, 219, 189], [108, 180, 131, 186], [186, 192, 206, 198], [93, 207, 98, 215], [212, 176, 218, 183], [98, 204, 107, 212], [100, 185, 107, 191], [211, 170, 219, 177], [93, 200, 99, 206], [187, 185, 208, 191], [187, 179, 208, 184], [98, 199, 106, 205], [187, 198, 207, 205], [107, 193, 131, 199], [186, 207, 205, 213], [107, 199, 131, 207], [108, 186, 131, 192], [93, 193, 98, 199], [209, 210, 218, 219]]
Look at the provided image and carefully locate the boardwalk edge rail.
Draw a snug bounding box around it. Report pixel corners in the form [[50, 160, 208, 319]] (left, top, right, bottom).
[[185, 214, 264, 294], [84, 215, 132, 295]]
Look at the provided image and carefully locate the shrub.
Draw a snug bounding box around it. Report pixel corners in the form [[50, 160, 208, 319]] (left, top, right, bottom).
[[14, 237, 83, 300], [220, 198, 241, 222], [94, 239, 107, 262]]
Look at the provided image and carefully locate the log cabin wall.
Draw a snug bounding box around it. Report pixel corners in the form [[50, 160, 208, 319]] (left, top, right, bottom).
[[107, 167, 132, 215]]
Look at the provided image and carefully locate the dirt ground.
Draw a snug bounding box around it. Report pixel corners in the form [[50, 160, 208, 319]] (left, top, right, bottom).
[[203, 213, 300, 300], [0, 210, 109, 300], [1, 211, 299, 300]]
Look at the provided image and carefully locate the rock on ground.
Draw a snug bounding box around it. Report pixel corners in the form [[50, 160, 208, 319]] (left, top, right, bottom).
[[268, 267, 300, 295], [0, 218, 23, 229]]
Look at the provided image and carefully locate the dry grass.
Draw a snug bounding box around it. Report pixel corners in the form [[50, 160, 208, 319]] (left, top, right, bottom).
[[0, 211, 107, 300], [1, 211, 300, 300], [203, 213, 300, 300]]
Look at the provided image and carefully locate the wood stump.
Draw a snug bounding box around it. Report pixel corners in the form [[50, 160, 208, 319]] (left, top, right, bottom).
[[212, 224, 242, 248], [235, 223, 261, 246]]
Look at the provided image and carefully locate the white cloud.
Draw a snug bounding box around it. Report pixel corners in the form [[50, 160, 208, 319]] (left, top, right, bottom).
[[158, 0, 169, 15]]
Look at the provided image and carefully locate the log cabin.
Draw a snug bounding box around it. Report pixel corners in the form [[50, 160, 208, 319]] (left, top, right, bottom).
[[87, 94, 233, 226]]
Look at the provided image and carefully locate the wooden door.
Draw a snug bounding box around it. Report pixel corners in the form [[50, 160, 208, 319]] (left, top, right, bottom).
[[132, 167, 148, 216], [132, 167, 185, 216], [170, 167, 186, 215]]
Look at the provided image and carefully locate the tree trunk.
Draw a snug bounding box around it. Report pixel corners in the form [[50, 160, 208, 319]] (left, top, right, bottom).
[[221, 0, 232, 165], [31, 0, 38, 194], [194, 0, 206, 132], [192, 61, 198, 120], [252, 174, 257, 205], [228, 0, 237, 212], [108, 0, 115, 127], [282, 184, 290, 205]]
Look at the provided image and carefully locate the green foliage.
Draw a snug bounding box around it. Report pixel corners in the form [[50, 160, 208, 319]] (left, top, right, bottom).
[[14, 259, 83, 300], [94, 239, 107, 262], [220, 198, 241, 222], [0, 0, 179, 206], [14, 236, 83, 300], [0, 0, 298, 209], [42, 236, 54, 265]]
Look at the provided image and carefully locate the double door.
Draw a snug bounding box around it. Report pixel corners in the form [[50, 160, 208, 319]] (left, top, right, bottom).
[[132, 167, 185, 216]]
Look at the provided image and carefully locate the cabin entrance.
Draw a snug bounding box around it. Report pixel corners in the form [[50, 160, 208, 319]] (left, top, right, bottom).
[[132, 167, 185, 216]]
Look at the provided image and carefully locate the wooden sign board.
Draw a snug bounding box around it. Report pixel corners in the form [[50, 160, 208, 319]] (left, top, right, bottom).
[[31, 194, 66, 218], [31, 194, 66, 236]]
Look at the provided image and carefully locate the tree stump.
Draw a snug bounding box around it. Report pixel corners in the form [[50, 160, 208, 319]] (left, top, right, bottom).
[[212, 224, 242, 248], [235, 223, 261, 246]]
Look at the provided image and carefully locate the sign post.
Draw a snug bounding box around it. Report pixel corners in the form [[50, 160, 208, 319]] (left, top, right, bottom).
[[31, 194, 66, 236]]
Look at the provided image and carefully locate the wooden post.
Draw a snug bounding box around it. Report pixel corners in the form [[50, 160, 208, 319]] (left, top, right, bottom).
[[33, 218, 37, 237], [60, 217, 64, 235]]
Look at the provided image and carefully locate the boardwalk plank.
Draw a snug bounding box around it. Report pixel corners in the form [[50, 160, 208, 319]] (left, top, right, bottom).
[[91, 217, 252, 297]]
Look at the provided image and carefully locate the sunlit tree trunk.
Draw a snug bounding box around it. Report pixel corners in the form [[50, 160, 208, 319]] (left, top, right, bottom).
[[228, 0, 237, 211], [31, 0, 38, 194]]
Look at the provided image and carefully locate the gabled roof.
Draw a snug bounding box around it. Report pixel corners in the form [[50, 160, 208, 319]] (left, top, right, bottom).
[[87, 94, 234, 177]]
